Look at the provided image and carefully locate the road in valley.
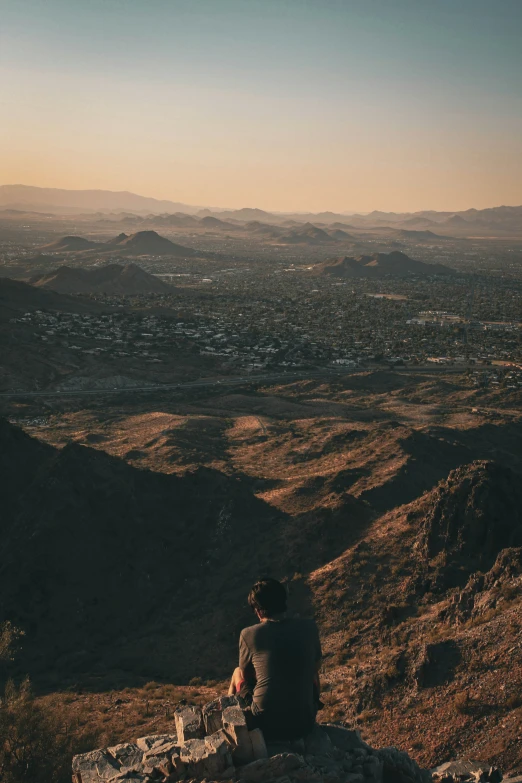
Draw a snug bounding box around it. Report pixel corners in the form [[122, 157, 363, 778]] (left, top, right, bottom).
[[0, 364, 472, 399]]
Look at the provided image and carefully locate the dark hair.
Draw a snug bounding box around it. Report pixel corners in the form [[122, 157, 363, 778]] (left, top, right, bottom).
[[248, 578, 287, 618]]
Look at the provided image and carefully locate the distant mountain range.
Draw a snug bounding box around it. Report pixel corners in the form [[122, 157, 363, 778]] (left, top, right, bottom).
[[313, 251, 454, 278], [30, 263, 172, 295], [1, 185, 521, 234], [0, 184, 201, 215], [41, 230, 198, 257]]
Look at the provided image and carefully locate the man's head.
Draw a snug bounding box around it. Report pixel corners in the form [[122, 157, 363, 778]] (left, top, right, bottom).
[[248, 578, 287, 619]]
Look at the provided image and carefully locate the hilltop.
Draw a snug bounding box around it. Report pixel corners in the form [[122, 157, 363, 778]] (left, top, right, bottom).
[[30, 262, 172, 294], [38, 230, 198, 257], [42, 235, 99, 251], [110, 230, 197, 256], [278, 223, 337, 244], [313, 251, 454, 277]]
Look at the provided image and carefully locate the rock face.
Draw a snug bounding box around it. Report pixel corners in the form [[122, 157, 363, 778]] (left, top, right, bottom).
[[72, 697, 432, 783], [419, 462, 522, 574]]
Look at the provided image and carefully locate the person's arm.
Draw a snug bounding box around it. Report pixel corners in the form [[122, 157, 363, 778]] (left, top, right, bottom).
[[229, 631, 255, 694]]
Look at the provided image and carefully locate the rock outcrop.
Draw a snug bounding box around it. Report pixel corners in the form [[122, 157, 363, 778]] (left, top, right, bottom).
[[72, 696, 432, 783]]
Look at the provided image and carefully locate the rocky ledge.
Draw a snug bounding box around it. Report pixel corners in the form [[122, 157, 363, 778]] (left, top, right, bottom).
[[72, 696, 435, 783]]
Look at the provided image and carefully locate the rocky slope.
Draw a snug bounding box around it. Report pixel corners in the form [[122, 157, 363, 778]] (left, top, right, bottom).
[[2, 371, 521, 774]]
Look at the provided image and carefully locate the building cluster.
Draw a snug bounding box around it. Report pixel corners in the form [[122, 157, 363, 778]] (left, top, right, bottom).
[[12, 263, 521, 378]]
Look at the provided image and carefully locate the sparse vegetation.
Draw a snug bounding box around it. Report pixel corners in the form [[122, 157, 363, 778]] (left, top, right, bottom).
[[0, 679, 85, 783]]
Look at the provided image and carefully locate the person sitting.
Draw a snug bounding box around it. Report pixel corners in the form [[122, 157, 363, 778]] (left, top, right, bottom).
[[229, 577, 322, 741]]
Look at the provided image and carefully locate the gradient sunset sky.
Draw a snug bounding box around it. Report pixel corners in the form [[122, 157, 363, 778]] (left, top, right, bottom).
[[2, 0, 521, 213]]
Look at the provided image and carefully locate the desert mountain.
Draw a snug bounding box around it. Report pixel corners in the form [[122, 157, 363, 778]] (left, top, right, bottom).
[[244, 220, 283, 238], [108, 230, 195, 256], [330, 221, 357, 230], [30, 262, 172, 295], [42, 235, 99, 251], [327, 228, 356, 241], [400, 217, 437, 228], [142, 213, 201, 228], [0, 277, 106, 319], [106, 232, 128, 244], [392, 229, 449, 242], [0, 184, 201, 214], [198, 207, 277, 222], [200, 215, 238, 231], [279, 222, 336, 244], [39, 230, 197, 257], [314, 251, 453, 277], [444, 215, 469, 226]]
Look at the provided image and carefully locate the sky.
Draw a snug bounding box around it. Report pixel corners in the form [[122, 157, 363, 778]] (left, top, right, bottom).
[[1, 0, 522, 213]]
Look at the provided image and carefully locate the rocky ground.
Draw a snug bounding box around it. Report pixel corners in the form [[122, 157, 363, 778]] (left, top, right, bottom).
[[71, 695, 432, 783]]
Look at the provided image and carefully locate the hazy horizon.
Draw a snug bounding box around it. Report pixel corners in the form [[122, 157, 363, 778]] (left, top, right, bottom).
[[2, 182, 522, 216], [2, 0, 522, 213]]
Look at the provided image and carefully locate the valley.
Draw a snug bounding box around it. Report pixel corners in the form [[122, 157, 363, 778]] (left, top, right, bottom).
[[0, 198, 521, 779]]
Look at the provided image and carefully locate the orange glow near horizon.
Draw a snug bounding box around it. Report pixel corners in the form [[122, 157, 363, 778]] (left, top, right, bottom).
[[2, 1, 521, 213]]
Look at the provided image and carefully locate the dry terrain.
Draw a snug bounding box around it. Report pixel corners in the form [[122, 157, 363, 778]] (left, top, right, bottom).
[[2, 368, 521, 775]]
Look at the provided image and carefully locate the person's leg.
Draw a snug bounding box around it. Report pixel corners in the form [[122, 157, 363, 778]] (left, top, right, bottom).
[[228, 667, 244, 696]]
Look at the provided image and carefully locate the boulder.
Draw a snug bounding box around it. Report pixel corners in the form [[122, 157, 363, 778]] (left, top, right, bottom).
[[222, 705, 254, 764], [141, 741, 179, 775], [179, 734, 232, 779], [202, 695, 244, 734], [72, 749, 121, 783], [107, 743, 143, 772], [135, 734, 177, 752], [175, 704, 204, 742]]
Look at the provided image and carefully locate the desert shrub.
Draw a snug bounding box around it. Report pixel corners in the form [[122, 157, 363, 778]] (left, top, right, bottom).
[[454, 690, 470, 714], [0, 678, 76, 783], [188, 676, 203, 686]]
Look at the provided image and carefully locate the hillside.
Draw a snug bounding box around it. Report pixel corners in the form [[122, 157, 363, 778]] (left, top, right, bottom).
[[314, 251, 453, 277], [2, 365, 522, 774], [0, 277, 106, 319], [42, 235, 99, 251], [31, 263, 172, 294], [2, 382, 522, 774], [279, 222, 336, 244], [111, 230, 197, 256], [0, 184, 200, 214], [38, 230, 198, 257], [0, 418, 284, 683]]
